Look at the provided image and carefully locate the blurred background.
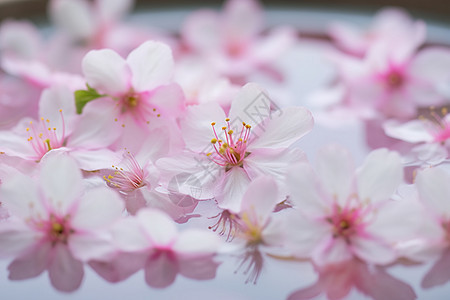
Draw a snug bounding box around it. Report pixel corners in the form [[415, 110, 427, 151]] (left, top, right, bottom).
[[1, 0, 449, 22]]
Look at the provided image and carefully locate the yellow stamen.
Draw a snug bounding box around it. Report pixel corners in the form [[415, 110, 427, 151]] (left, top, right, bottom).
[[211, 138, 217, 144]]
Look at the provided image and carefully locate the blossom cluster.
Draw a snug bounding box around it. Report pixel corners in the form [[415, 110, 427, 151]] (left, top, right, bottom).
[[1, 0, 450, 299]]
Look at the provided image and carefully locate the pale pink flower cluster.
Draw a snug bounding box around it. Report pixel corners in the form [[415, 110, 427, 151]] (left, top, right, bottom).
[[1, 1, 450, 299]]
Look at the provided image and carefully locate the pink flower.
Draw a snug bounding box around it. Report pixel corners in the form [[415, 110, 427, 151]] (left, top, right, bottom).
[[81, 40, 185, 128], [0, 153, 124, 292], [316, 43, 450, 120], [286, 145, 405, 266], [329, 8, 425, 57], [383, 109, 450, 166], [157, 83, 313, 212], [102, 130, 199, 221], [110, 208, 222, 288], [181, 0, 295, 80], [0, 85, 119, 170]]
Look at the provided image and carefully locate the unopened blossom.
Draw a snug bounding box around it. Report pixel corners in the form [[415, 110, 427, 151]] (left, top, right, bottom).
[[0, 85, 119, 170], [157, 83, 313, 212], [0, 153, 124, 292], [81, 40, 185, 132], [182, 0, 295, 81], [110, 208, 222, 288], [286, 145, 405, 266]]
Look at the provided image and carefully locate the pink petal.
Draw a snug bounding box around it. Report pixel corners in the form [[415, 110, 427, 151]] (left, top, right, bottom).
[[82, 48, 130, 95], [383, 119, 434, 143], [127, 41, 174, 92], [249, 106, 313, 149], [144, 250, 178, 288], [315, 144, 355, 207], [68, 232, 115, 262], [68, 98, 121, 148], [422, 248, 450, 289], [89, 251, 146, 283], [416, 167, 450, 218], [71, 187, 124, 230], [147, 83, 185, 117], [96, 0, 132, 23], [356, 149, 403, 204], [178, 255, 219, 280], [69, 148, 119, 171], [48, 244, 84, 292], [351, 236, 397, 265], [313, 237, 353, 266], [8, 242, 51, 280], [179, 102, 227, 152], [137, 209, 178, 246], [40, 153, 83, 213], [240, 176, 278, 225], [223, 0, 263, 40], [0, 221, 40, 257], [214, 166, 251, 213]]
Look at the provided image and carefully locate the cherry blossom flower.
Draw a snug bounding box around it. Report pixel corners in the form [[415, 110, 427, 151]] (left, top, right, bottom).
[[80, 40, 185, 131], [329, 8, 425, 57], [0, 85, 119, 170], [286, 145, 405, 266], [157, 83, 313, 212], [383, 107, 450, 166], [314, 39, 450, 120], [109, 208, 222, 288], [181, 0, 295, 81], [101, 129, 199, 221], [0, 153, 125, 292]]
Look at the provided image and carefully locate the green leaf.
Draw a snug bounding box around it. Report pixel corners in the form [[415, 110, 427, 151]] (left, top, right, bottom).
[[74, 84, 106, 114]]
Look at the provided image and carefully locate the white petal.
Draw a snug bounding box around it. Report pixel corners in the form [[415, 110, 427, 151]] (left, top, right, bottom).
[[68, 98, 121, 149], [383, 119, 434, 143], [312, 236, 353, 266], [111, 218, 151, 252], [173, 230, 221, 255], [410, 47, 450, 84], [416, 167, 450, 218], [249, 106, 313, 149], [71, 187, 124, 230], [68, 232, 116, 262], [215, 167, 251, 213], [69, 148, 119, 171], [286, 163, 329, 217], [356, 149, 403, 204], [82, 48, 130, 95], [240, 176, 278, 225], [136, 208, 178, 246], [147, 83, 185, 116], [179, 102, 227, 152], [127, 41, 174, 92], [228, 83, 272, 129], [315, 144, 355, 206], [40, 153, 83, 214], [0, 172, 44, 219], [351, 236, 397, 265]]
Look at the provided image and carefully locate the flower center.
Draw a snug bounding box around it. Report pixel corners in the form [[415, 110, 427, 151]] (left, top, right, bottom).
[[386, 70, 404, 89], [327, 205, 364, 242], [207, 118, 251, 170], [122, 91, 140, 111], [420, 107, 450, 143], [26, 110, 66, 161], [37, 214, 73, 245], [104, 152, 147, 193]]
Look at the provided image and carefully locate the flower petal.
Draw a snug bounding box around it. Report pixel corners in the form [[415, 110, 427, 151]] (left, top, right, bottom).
[[68, 232, 116, 262], [173, 229, 221, 255], [8, 242, 51, 280], [416, 167, 450, 219], [127, 41, 174, 92], [356, 149, 403, 204], [315, 144, 355, 206], [383, 119, 434, 143], [71, 187, 124, 231], [240, 176, 278, 225], [48, 244, 84, 292], [144, 251, 178, 288], [40, 153, 83, 214], [351, 235, 397, 265], [214, 166, 251, 213], [137, 209, 178, 246], [82, 48, 130, 95], [249, 106, 313, 149]]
